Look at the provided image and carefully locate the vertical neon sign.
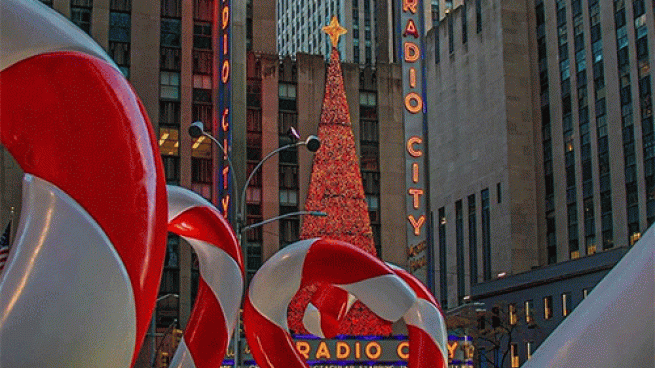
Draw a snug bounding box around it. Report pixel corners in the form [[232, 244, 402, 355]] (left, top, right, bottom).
[[217, 0, 232, 220], [399, 0, 429, 285]]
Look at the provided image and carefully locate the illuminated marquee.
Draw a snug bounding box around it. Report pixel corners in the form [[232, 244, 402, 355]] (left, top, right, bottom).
[[217, 0, 232, 218], [399, 0, 429, 284], [220, 336, 474, 367]]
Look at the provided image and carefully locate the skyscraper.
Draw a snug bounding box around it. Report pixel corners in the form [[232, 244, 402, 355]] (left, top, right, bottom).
[[276, 0, 435, 64], [426, 0, 654, 311]]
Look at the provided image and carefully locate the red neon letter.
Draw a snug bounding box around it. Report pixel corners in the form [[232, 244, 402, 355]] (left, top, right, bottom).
[[408, 215, 426, 236], [408, 188, 424, 209], [404, 19, 419, 38], [403, 0, 418, 13], [407, 136, 423, 157]]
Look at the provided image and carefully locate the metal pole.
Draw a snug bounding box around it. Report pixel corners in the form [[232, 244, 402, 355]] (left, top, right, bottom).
[[149, 294, 178, 367], [150, 313, 156, 366], [232, 228, 242, 368], [191, 126, 320, 368]]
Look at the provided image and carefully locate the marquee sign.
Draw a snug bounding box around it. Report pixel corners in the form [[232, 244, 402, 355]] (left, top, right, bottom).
[[216, 0, 233, 219], [398, 0, 429, 285], [219, 335, 472, 367]]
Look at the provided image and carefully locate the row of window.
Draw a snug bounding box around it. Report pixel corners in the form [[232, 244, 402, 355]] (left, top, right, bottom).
[[508, 289, 587, 326], [434, 0, 482, 60], [438, 184, 499, 308], [499, 289, 588, 367]]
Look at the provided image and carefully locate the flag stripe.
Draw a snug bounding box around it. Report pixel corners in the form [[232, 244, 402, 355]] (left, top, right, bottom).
[[0, 221, 11, 272]]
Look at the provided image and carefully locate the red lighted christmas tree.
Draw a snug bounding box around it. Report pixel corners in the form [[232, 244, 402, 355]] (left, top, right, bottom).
[[286, 17, 392, 336]]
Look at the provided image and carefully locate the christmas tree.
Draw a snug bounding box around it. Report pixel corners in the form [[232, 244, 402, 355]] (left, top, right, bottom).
[[286, 17, 392, 336]]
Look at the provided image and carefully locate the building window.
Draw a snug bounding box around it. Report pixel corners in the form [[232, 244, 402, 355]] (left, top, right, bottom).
[[508, 303, 517, 325], [161, 18, 181, 48], [525, 300, 534, 324], [510, 343, 519, 367], [161, 0, 181, 17], [509, 342, 519, 368], [279, 83, 297, 111], [108, 10, 131, 77], [71, 0, 93, 34], [191, 158, 212, 200], [526, 341, 534, 360], [246, 243, 262, 282], [438, 207, 447, 308], [431, 0, 439, 26], [475, 0, 482, 33], [193, 104, 212, 128], [193, 22, 212, 50], [447, 15, 454, 54], [468, 194, 478, 285], [456, 200, 465, 304], [158, 234, 180, 327], [160, 71, 180, 100], [159, 126, 179, 156], [194, 0, 212, 21], [481, 188, 491, 280], [160, 101, 180, 126], [161, 234, 179, 284], [547, 214, 557, 263], [461, 1, 467, 43], [544, 295, 553, 319], [109, 12, 131, 43], [562, 292, 572, 316], [279, 216, 300, 246], [108, 41, 130, 78]]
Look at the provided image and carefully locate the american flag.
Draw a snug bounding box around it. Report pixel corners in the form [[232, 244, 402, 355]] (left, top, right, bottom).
[[0, 221, 11, 273]]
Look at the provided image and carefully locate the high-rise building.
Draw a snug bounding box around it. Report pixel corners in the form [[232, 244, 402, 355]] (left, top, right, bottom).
[[276, 0, 435, 64], [426, 0, 655, 366], [426, 0, 653, 363], [427, 0, 653, 308]]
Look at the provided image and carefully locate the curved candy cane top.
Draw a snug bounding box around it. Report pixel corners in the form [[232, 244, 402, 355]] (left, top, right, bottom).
[[390, 265, 448, 368], [167, 186, 244, 368], [1, 1, 167, 366], [244, 238, 416, 368], [302, 264, 448, 368]]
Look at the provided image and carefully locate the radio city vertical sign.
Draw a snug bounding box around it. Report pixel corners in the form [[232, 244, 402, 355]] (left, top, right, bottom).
[[398, 0, 428, 284], [216, 0, 232, 219]]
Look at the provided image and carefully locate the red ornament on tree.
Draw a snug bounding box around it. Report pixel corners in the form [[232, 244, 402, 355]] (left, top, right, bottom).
[[286, 17, 392, 336]]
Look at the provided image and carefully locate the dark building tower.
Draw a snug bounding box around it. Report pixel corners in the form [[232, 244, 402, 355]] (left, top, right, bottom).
[[427, 0, 653, 365]]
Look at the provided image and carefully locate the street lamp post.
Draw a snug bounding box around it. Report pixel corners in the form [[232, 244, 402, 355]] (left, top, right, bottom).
[[188, 121, 323, 368], [149, 293, 179, 367]]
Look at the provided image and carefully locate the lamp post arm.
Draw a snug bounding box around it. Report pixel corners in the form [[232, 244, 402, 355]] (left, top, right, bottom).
[[203, 132, 239, 207], [240, 210, 326, 234], [239, 141, 304, 225]]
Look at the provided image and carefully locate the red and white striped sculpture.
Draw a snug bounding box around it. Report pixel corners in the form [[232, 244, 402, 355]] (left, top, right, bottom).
[[243, 238, 447, 368], [389, 265, 448, 368], [0, 0, 167, 366], [167, 186, 244, 368], [303, 266, 448, 368]]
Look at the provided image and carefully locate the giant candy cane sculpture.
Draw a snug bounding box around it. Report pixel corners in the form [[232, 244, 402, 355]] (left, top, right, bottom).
[[302, 266, 448, 368], [0, 0, 168, 366], [166, 186, 244, 368], [244, 238, 448, 368]]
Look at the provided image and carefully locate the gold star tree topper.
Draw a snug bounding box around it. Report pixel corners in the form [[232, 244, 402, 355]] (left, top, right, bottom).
[[323, 16, 347, 47]]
